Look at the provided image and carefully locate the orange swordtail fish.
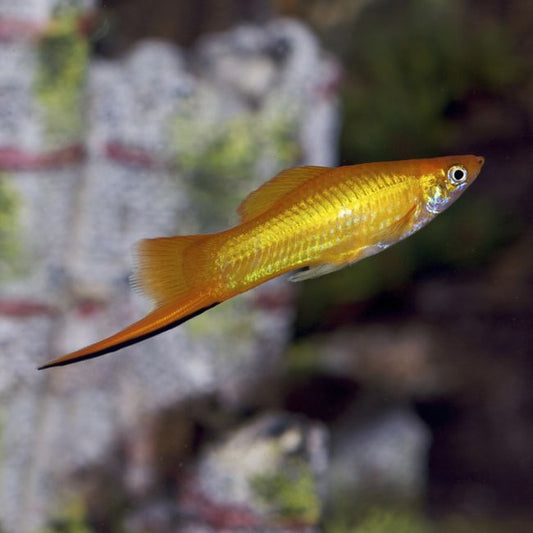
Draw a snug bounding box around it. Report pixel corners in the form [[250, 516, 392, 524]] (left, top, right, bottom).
[[39, 155, 484, 369]]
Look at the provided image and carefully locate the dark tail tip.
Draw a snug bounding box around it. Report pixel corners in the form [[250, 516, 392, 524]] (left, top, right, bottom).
[[37, 301, 220, 370]]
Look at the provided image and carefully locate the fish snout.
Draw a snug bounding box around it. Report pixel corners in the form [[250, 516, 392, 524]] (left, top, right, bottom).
[[468, 155, 485, 182]]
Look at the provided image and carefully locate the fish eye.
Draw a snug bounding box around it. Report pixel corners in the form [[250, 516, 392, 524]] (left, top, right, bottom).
[[447, 165, 468, 185]]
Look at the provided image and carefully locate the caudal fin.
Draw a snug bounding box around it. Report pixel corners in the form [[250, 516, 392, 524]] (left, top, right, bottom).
[[132, 234, 211, 307], [39, 234, 217, 369]]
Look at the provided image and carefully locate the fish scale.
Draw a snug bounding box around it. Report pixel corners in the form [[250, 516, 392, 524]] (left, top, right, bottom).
[[39, 155, 484, 368], [219, 171, 408, 290]]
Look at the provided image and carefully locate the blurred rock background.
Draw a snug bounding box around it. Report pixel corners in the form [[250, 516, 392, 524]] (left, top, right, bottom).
[[0, 0, 531, 532]]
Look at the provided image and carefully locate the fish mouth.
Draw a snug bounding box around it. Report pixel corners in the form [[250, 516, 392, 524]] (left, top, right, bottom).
[[469, 155, 485, 181]]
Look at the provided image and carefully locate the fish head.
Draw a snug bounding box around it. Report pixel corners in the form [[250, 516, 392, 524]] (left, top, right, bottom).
[[420, 155, 484, 214]]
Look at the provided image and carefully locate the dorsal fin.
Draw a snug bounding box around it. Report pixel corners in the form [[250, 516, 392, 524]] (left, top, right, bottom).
[[237, 165, 330, 222]]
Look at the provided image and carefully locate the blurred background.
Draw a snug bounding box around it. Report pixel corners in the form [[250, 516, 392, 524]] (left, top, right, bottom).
[[0, 0, 531, 532]]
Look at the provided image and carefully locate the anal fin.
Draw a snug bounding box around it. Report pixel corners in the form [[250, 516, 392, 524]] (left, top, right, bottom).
[[289, 263, 347, 282], [289, 242, 392, 282]]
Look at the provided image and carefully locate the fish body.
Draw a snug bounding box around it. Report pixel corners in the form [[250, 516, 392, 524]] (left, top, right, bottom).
[[40, 155, 484, 369]]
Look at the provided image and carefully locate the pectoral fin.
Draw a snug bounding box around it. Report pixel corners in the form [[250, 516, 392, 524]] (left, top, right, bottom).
[[378, 203, 419, 244]]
